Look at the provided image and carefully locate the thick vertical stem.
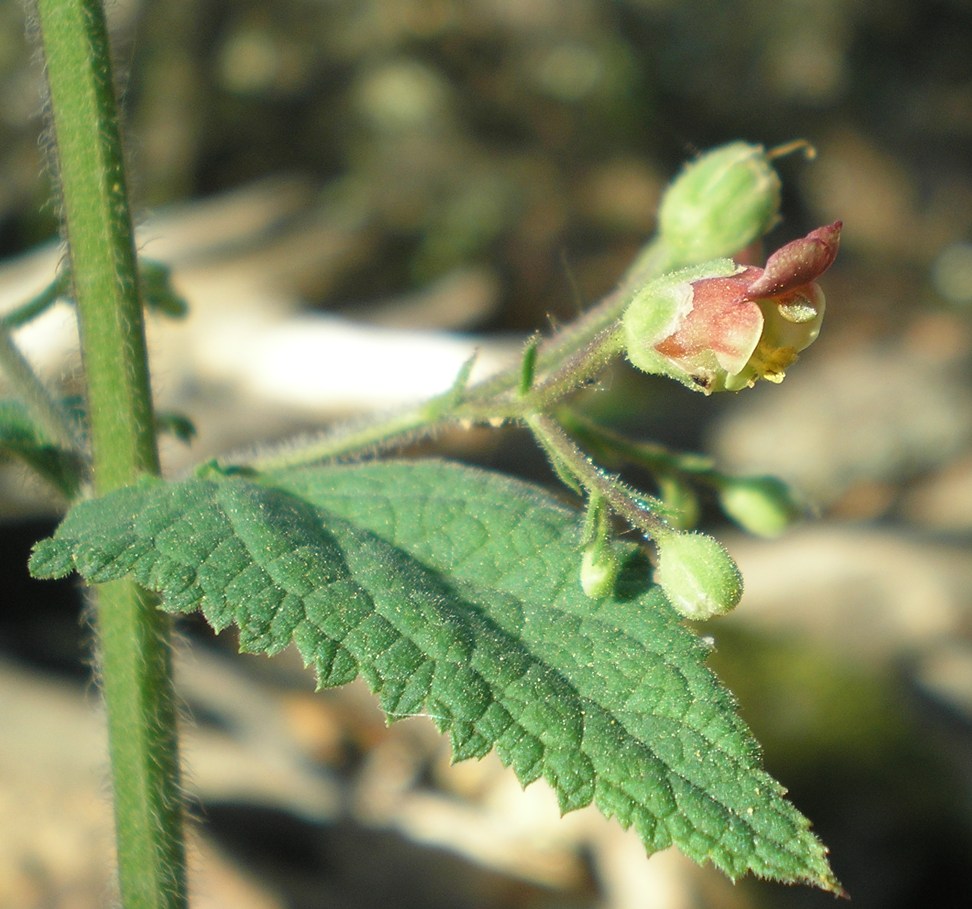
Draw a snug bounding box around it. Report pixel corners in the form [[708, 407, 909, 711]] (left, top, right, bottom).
[[31, 1, 187, 906]]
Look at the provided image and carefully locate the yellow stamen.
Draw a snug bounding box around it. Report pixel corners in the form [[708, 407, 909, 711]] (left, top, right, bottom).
[[750, 343, 799, 382]]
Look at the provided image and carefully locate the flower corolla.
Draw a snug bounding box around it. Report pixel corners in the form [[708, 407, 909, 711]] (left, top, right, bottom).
[[624, 222, 841, 393]]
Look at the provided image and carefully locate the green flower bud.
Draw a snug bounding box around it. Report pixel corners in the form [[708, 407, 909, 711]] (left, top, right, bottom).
[[655, 531, 743, 620], [579, 494, 622, 598], [718, 475, 805, 538], [658, 142, 781, 263], [580, 541, 621, 598], [657, 473, 700, 530]]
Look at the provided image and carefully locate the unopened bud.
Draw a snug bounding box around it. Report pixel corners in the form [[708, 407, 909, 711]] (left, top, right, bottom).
[[658, 142, 781, 264], [655, 531, 743, 620], [657, 474, 700, 529], [718, 475, 805, 538], [581, 542, 621, 598]]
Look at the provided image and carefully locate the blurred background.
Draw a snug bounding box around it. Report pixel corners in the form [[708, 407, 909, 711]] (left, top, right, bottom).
[[2, 1, 972, 907]]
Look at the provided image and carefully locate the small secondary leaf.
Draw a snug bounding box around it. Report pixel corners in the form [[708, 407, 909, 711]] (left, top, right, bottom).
[[29, 460, 840, 891], [139, 259, 188, 318], [155, 411, 197, 445], [0, 398, 84, 497]]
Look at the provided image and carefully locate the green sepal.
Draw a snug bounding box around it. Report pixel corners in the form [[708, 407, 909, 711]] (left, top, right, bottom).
[[622, 259, 738, 388]]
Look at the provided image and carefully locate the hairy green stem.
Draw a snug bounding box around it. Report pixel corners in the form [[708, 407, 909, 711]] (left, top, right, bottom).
[[451, 264, 643, 407], [558, 409, 716, 476], [250, 400, 449, 471], [32, 1, 187, 906], [525, 325, 624, 410], [246, 233, 692, 474], [0, 270, 69, 328], [248, 306, 628, 472], [525, 414, 670, 539]]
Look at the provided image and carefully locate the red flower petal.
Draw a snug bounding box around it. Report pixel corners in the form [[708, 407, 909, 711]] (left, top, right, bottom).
[[746, 221, 842, 298], [654, 271, 764, 375]]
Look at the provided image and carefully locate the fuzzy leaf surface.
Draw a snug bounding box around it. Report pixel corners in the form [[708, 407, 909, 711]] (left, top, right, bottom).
[[29, 460, 839, 891]]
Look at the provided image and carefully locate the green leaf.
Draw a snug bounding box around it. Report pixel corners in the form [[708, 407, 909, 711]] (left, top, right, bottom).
[[0, 398, 84, 498], [154, 410, 197, 445], [139, 259, 188, 318], [29, 460, 840, 892]]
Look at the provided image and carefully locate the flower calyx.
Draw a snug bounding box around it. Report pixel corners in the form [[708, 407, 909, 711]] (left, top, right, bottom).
[[623, 222, 841, 393]]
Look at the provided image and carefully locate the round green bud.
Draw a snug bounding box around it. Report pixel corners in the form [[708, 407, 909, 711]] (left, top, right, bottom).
[[655, 531, 743, 620], [657, 474, 700, 530], [718, 475, 804, 538], [658, 142, 781, 264], [581, 542, 621, 599]]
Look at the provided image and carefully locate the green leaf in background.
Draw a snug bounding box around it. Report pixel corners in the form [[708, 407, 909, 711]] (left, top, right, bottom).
[[0, 258, 185, 331], [138, 259, 188, 319], [0, 398, 84, 498], [29, 460, 840, 892]]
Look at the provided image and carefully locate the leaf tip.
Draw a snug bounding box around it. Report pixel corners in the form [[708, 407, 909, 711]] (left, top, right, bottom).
[[28, 538, 75, 580]]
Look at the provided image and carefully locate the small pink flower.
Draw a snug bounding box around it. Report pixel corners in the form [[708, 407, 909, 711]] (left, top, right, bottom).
[[624, 222, 841, 393]]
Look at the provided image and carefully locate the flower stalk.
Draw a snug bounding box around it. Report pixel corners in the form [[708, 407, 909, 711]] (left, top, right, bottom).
[[525, 413, 670, 539]]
